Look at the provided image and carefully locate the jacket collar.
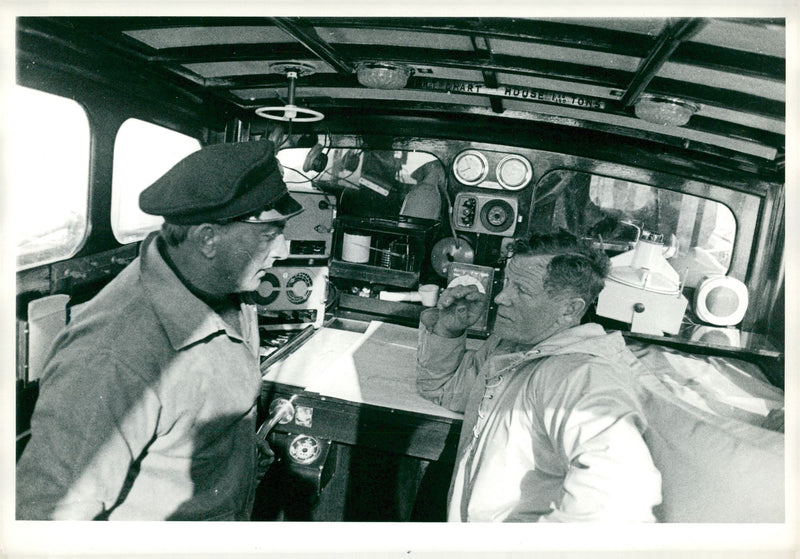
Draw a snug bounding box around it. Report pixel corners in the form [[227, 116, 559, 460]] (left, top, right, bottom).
[[488, 323, 626, 371], [139, 232, 245, 350], [532, 323, 623, 357]]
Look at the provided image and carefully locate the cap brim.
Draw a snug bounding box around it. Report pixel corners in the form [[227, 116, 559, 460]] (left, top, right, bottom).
[[239, 192, 305, 223]]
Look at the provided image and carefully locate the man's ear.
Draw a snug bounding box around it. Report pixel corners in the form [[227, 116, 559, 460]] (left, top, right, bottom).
[[189, 224, 219, 258], [560, 296, 587, 323]]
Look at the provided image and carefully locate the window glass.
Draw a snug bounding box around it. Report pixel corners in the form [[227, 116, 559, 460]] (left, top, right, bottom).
[[532, 171, 736, 287], [111, 119, 200, 244], [13, 86, 90, 270]]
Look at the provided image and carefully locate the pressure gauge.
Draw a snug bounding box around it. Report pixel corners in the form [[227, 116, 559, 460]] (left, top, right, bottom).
[[288, 434, 322, 465], [496, 154, 532, 191], [453, 150, 489, 186]]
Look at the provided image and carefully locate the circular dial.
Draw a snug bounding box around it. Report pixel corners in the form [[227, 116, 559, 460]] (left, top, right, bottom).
[[486, 205, 509, 226], [252, 273, 281, 305], [286, 272, 313, 304], [453, 150, 489, 186], [288, 434, 322, 465], [479, 199, 514, 233], [496, 154, 532, 190]]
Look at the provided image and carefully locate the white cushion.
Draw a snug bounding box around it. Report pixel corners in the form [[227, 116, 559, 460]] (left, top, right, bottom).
[[629, 343, 784, 523]]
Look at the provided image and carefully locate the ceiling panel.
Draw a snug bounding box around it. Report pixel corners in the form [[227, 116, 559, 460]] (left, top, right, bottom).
[[658, 63, 785, 102], [490, 39, 643, 72], [315, 27, 476, 51], [690, 19, 785, 56], [17, 16, 784, 173], [123, 26, 294, 49]]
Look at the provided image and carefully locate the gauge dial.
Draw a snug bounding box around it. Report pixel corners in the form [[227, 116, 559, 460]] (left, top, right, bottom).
[[288, 434, 322, 465], [453, 150, 489, 186], [486, 205, 509, 226], [496, 154, 532, 190], [479, 199, 515, 233]]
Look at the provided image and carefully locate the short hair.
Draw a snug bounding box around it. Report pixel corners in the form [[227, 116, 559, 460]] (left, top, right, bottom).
[[159, 222, 192, 246], [510, 230, 610, 307]]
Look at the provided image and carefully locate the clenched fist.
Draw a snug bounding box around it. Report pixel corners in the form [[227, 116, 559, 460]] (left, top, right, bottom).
[[420, 284, 486, 338]]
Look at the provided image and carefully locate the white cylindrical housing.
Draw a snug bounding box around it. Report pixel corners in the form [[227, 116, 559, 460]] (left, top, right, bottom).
[[342, 233, 371, 263]]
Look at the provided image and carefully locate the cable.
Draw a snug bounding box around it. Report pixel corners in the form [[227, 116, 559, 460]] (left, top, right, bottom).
[[322, 125, 332, 154], [281, 164, 317, 184], [325, 280, 340, 311]]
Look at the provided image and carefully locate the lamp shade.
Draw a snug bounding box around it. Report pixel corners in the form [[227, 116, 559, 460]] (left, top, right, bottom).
[[356, 63, 412, 89], [635, 95, 699, 126]]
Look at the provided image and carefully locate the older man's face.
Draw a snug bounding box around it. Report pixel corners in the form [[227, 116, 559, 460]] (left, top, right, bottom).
[[215, 221, 288, 293], [493, 254, 567, 347]]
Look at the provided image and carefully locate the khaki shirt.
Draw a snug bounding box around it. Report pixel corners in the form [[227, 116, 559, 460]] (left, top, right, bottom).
[[17, 233, 262, 520]]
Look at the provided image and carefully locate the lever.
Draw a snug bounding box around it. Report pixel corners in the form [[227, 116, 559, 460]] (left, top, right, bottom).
[[257, 395, 297, 440]]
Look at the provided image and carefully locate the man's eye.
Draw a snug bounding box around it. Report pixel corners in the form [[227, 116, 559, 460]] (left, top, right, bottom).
[[504, 279, 523, 294]]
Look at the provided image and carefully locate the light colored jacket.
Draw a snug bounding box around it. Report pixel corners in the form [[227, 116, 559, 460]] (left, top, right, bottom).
[[16, 233, 263, 520], [417, 322, 662, 522]]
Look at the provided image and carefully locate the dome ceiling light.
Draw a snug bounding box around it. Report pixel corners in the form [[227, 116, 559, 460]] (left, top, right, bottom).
[[634, 95, 699, 127], [356, 62, 413, 89]]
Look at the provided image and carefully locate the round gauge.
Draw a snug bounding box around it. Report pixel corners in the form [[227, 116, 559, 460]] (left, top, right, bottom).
[[288, 434, 322, 465], [453, 150, 489, 186], [479, 199, 515, 233], [496, 154, 532, 190], [486, 205, 509, 227]]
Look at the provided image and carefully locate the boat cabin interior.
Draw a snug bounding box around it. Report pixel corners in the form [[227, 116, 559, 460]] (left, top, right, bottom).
[[11, 16, 787, 525]]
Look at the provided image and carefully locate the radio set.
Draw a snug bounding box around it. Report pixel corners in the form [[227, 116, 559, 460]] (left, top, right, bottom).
[[253, 190, 334, 330], [452, 192, 519, 237], [282, 191, 335, 260], [252, 266, 328, 329]]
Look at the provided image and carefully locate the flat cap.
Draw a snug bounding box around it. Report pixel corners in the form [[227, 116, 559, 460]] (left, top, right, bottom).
[[139, 141, 303, 225]]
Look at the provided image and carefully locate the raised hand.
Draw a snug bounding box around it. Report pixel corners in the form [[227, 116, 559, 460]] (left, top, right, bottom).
[[420, 284, 486, 338]]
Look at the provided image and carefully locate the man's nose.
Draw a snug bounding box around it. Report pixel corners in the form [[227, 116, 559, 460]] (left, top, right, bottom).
[[269, 234, 289, 261], [494, 287, 510, 306]]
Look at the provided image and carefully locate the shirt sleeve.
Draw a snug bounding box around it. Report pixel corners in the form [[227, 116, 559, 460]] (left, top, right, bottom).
[[415, 324, 482, 413], [535, 358, 662, 522], [16, 350, 161, 520]]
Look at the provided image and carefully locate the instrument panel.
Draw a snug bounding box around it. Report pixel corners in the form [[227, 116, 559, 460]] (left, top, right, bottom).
[[452, 192, 519, 236], [452, 149, 533, 191], [252, 266, 328, 327]]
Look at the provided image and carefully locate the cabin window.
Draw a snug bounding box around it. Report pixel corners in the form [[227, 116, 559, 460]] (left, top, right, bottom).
[[533, 171, 736, 287], [13, 86, 90, 270], [111, 119, 201, 244]]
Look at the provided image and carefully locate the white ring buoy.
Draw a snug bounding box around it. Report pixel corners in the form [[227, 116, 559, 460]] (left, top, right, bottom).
[[694, 275, 749, 326]]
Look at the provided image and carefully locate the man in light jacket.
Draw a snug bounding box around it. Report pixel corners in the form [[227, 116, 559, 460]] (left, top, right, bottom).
[[416, 230, 662, 522]]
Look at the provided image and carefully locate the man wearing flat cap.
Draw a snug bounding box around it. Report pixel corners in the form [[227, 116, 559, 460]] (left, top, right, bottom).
[[17, 141, 302, 520]]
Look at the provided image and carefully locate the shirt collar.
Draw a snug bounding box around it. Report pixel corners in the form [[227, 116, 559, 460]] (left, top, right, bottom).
[[139, 232, 245, 350]]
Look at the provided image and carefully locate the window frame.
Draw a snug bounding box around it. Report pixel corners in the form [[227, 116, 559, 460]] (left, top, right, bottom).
[[110, 118, 202, 245], [12, 85, 92, 271]]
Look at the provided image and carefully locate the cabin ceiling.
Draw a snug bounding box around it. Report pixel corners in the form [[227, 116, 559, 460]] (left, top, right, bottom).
[[17, 17, 785, 178]]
